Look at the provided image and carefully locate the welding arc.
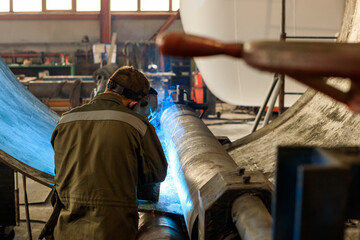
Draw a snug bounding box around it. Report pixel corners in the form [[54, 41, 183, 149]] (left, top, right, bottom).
[[156, 33, 360, 111]]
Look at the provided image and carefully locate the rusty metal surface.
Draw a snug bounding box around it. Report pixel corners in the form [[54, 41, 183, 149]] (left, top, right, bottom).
[[228, 0, 360, 183]]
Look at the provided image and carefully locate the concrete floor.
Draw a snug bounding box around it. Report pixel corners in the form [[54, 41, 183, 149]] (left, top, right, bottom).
[[14, 176, 53, 240]]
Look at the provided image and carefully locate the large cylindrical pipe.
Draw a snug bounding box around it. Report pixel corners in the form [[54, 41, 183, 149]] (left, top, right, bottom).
[[136, 213, 186, 240], [160, 105, 238, 238], [232, 194, 272, 240]]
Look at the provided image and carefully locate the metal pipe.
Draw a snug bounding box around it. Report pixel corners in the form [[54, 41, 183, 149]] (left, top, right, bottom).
[[251, 75, 279, 133], [136, 213, 185, 240], [15, 171, 20, 224], [278, 75, 285, 115], [263, 78, 282, 127], [232, 194, 272, 240], [279, 0, 287, 114], [286, 36, 337, 39], [160, 104, 238, 238], [106, 32, 117, 66], [22, 175, 32, 240], [281, 0, 286, 39]]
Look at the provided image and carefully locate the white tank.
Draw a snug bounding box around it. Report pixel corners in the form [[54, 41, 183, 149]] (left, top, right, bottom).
[[180, 0, 345, 106]]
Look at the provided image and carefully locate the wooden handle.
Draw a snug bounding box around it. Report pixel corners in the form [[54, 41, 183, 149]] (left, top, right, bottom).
[[157, 33, 360, 79], [156, 33, 243, 58], [243, 41, 360, 79]]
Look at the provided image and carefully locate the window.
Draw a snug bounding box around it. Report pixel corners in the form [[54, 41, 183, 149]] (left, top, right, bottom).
[[46, 0, 72, 10], [1, 0, 179, 13], [13, 0, 42, 12], [77, 0, 100, 11], [111, 0, 137, 11], [111, 0, 178, 12], [0, 0, 10, 12], [141, 0, 169, 11], [172, 0, 179, 11]]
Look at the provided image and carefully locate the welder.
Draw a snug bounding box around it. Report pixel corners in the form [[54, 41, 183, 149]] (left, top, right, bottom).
[[40, 66, 168, 240]]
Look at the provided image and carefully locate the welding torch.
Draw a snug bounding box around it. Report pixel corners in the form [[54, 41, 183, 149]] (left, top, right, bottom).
[[156, 33, 360, 112]]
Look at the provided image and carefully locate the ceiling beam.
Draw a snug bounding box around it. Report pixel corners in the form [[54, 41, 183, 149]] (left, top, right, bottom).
[[151, 10, 180, 41], [112, 12, 179, 20], [0, 13, 99, 20]]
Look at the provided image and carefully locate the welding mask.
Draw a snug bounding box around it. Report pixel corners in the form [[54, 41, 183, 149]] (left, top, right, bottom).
[[134, 87, 158, 122]]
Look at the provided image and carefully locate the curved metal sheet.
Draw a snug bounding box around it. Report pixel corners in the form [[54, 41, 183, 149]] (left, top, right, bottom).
[[227, 0, 360, 183], [0, 58, 58, 185]]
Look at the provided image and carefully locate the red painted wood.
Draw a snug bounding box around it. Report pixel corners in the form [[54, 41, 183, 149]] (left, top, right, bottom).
[[100, 0, 111, 43], [152, 10, 180, 41]]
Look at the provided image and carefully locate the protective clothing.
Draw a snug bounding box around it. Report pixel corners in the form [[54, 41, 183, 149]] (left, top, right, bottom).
[[42, 93, 167, 240]]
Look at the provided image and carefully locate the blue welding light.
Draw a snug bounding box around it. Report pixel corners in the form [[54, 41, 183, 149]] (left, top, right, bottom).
[[163, 138, 193, 216], [161, 104, 193, 218], [148, 107, 157, 124], [145, 91, 190, 215], [149, 94, 193, 224], [0, 58, 58, 175], [0, 64, 186, 216]]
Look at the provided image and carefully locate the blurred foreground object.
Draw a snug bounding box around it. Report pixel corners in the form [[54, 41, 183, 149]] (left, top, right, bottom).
[[157, 33, 360, 112]]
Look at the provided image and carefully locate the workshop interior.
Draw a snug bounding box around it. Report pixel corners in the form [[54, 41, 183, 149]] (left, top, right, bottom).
[[0, 0, 359, 239]]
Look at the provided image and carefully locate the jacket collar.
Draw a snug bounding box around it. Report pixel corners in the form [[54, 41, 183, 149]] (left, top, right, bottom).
[[93, 93, 125, 107]]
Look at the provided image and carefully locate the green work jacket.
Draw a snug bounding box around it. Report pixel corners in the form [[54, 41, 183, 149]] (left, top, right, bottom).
[[51, 93, 167, 240]]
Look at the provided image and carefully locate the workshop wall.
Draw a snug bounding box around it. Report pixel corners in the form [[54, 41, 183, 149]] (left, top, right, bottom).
[[0, 20, 100, 44], [0, 19, 183, 53], [114, 19, 183, 41]]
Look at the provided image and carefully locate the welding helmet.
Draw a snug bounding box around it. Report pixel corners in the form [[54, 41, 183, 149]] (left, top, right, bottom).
[[107, 66, 150, 101], [133, 87, 158, 122]]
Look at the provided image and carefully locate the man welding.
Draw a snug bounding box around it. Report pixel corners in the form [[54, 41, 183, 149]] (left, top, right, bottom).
[[40, 66, 168, 240]]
